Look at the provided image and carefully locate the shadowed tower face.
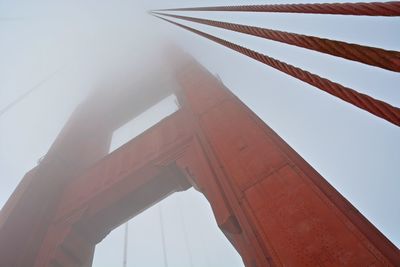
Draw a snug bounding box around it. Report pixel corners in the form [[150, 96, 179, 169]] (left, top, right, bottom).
[[0, 50, 399, 267]]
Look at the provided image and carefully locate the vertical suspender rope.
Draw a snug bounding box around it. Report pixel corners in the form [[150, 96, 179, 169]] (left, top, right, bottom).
[[177, 196, 194, 267], [158, 204, 169, 267], [123, 223, 129, 267]]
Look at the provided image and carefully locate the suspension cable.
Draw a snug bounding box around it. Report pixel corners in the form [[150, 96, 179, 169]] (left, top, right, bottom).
[[158, 204, 169, 267], [0, 66, 64, 118], [123, 222, 128, 267], [156, 1, 400, 16], [153, 15, 400, 127], [153, 12, 400, 73], [177, 196, 194, 267]]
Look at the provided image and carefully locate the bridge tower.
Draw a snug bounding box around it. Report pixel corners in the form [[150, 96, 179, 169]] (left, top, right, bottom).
[[0, 50, 399, 267]]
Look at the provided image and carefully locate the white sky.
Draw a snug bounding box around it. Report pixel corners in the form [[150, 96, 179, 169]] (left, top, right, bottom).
[[0, 1, 399, 266]]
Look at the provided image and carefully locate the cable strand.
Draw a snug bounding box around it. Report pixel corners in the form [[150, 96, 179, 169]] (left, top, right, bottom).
[[153, 12, 400, 72], [153, 15, 400, 126], [156, 1, 400, 16]]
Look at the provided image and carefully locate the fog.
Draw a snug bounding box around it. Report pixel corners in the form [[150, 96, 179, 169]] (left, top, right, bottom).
[[1, 0, 399, 266]]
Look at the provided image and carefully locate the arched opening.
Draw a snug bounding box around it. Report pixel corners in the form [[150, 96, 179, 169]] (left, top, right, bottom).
[[92, 188, 244, 267], [92, 93, 243, 266]]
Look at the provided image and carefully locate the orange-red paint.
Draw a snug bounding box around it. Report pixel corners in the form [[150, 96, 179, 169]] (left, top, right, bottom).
[[0, 51, 398, 267]]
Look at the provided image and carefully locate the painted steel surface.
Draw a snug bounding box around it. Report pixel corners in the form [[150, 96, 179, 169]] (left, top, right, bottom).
[[0, 53, 398, 267]]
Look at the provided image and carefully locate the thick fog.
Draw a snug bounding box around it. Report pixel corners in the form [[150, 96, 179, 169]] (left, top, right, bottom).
[[1, 0, 399, 266]]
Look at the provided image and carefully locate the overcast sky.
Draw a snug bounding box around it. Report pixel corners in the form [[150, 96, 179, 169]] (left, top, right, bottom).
[[0, 1, 399, 266]]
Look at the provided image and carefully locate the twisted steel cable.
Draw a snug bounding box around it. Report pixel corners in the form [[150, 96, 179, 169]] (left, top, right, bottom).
[[156, 1, 400, 16], [153, 15, 400, 127], [0, 66, 65, 118], [153, 12, 400, 72]]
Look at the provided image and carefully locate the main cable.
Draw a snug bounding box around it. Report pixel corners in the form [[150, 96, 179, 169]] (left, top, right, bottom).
[[153, 12, 400, 72], [0, 66, 64, 118], [156, 1, 400, 16], [153, 15, 400, 126]]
